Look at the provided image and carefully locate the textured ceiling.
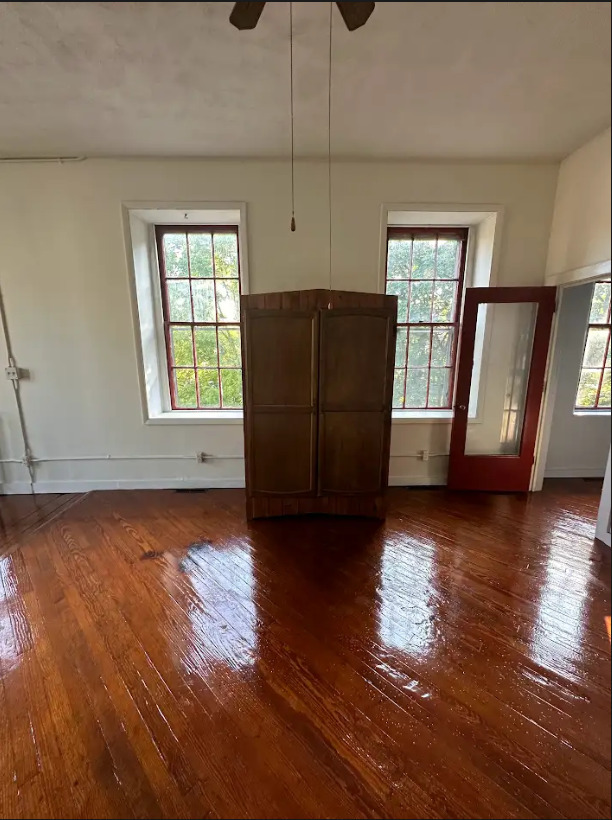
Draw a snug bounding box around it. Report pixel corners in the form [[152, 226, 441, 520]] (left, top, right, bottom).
[[0, 1, 610, 160]]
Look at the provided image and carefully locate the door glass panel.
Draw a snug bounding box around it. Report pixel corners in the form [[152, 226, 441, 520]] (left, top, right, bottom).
[[465, 302, 538, 456]]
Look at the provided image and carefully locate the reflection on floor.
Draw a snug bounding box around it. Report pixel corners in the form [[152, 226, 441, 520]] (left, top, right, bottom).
[[0, 480, 610, 819]]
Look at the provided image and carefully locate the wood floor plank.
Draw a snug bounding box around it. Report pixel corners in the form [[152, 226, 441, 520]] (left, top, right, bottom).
[[21, 539, 158, 818], [85, 511, 380, 819], [0, 481, 609, 819], [106, 484, 612, 817], [134, 506, 540, 819]]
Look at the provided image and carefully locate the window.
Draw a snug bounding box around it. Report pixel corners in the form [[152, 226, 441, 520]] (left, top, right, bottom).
[[385, 227, 468, 410], [156, 225, 243, 410], [575, 280, 611, 411]]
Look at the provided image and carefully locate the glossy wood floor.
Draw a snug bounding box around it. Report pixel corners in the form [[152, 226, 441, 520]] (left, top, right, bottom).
[[0, 482, 610, 819]]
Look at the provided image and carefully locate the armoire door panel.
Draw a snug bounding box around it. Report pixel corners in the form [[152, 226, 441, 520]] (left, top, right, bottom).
[[251, 412, 316, 494], [319, 412, 385, 494], [320, 310, 393, 410], [247, 312, 317, 407]]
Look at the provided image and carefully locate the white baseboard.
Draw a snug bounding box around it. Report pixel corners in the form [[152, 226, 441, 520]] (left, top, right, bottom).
[[389, 474, 447, 487], [1, 474, 447, 495], [0, 477, 246, 495], [544, 467, 606, 479]]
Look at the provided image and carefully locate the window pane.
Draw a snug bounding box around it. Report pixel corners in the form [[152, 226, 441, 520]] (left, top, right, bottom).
[[192, 279, 216, 322], [213, 233, 239, 278], [432, 281, 456, 322], [408, 327, 430, 367], [395, 327, 407, 368], [170, 326, 194, 367], [387, 239, 412, 279], [589, 282, 611, 323], [174, 369, 197, 408], [431, 327, 453, 367], [606, 342, 611, 367], [216, 280, 240, 322], [576, 369, 601, 408], [408, 281, 433, 323], [583, 327, 609, 368], [393, 369, 405, 408], [188, 233, 213, 277], [428, 369, 450, 408], [405, 369, 428, 408], [411, 239, 436, 279], [194, 327, 217, 367], [386, 281, 408, 322], [220, 369, 243, 407], [218, 326, 242, 367], [163, 234, 188, 277], [599, 369, 611, 407], [435, 239, 459, 279], [167, 281, 192, 322], [198, 369, 220, 408]]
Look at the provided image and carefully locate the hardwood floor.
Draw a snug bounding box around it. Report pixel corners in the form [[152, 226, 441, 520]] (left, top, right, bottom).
[[0, 481, 610, 819], [0, 492, 85, 552]]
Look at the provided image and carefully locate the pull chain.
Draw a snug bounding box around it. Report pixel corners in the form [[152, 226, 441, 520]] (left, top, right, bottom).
[[289, 2, 296, 231], [327, 1, 333, 292]]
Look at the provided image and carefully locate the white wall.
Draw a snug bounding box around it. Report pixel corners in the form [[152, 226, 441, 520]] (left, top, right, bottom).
[[0, 158, 558, 492], [544, 283, 610, 478], [546, 127, 611, 285]]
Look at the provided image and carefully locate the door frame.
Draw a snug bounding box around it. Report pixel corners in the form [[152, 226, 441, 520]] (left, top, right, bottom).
[[448, 286, 557, 491]]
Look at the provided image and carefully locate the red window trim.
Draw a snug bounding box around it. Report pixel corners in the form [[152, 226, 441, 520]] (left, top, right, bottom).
[[575, 281, 611, 411], [385, 226, 469, 410], [155, 224, 242, 411]]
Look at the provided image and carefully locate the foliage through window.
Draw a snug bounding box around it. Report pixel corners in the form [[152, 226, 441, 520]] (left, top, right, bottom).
[[385, 227, 468, 409], [575, 280, 611, 411], [156, 226, 243, 409]]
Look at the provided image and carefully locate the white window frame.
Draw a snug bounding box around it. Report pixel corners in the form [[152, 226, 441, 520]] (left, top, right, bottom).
[[123, 202, 249, 425], [379, 204, 503, 422]]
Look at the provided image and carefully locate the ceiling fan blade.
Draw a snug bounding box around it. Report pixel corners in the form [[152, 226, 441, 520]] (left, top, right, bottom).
[[335, 1, 375, 31], [229, 2, 266, 30]]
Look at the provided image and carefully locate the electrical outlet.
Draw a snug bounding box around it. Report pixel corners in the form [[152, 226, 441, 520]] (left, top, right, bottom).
[[196, 452, 208, 463], [5, 366, 19, 381], [418, 449, 430, 462]]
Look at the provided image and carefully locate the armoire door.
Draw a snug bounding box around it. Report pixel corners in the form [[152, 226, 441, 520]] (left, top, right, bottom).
[[318, 308, 396, 495], [242, 297, 319, 506]]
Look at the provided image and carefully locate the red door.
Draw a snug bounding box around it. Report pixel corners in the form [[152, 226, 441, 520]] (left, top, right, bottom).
[[448, 286, 556, 492]]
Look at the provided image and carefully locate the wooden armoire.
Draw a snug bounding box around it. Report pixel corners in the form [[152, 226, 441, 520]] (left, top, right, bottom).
[[241, 289, 397, 519]]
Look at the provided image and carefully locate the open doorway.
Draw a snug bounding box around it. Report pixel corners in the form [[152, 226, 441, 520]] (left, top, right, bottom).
[[543, 279, 610, 481]]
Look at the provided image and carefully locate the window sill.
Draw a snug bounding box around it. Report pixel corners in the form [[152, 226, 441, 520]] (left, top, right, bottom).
[[146, 410, 244, 425], [573, 409, 611, 418], [392, 410, 453, 423]]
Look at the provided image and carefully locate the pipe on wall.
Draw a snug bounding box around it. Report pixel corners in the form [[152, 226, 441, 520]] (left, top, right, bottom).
[[0, 282, 35, 492]]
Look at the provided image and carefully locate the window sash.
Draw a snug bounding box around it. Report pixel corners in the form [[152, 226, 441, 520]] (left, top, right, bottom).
[[156, 225, 242, 410], [386, 227, 468, 410], [575, 323, 611, 410], [575, 281, 611, 411]]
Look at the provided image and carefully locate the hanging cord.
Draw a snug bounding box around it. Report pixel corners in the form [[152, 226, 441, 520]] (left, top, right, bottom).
[[327, 1, 333, 292], [289, 2, 296, 231], [0, 283, 35, 494]]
